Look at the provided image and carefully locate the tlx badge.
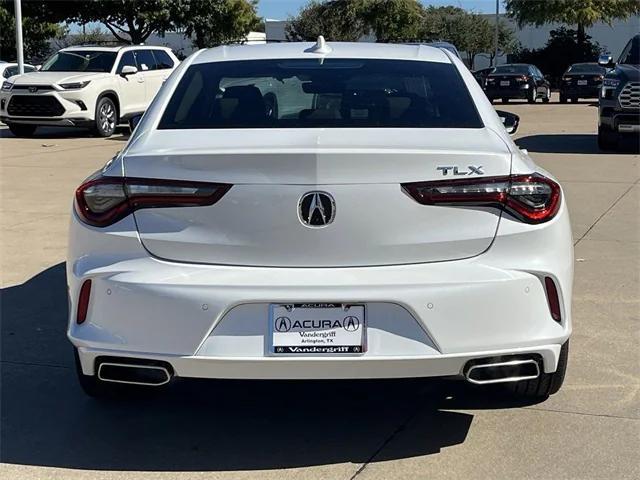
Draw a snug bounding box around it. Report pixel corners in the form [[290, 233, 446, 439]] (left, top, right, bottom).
[[437, 165, 484, 176]]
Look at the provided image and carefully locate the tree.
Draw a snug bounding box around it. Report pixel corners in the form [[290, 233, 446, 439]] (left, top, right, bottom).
[[0, 1, 63, 61], [78, 0, 174, 44], [286, 0, 368, 42], [363, 0, 426, 43], [172, 0, 260, 48], [505, 0, 640, 52], [513, 27, 603, 85], [52, 26, 116, 51]]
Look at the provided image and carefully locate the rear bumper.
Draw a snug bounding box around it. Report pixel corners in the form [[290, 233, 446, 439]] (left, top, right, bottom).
[[76, 344, 562, 379], [67, 196, 574, 380], [560, 85, 600, 98], [485, 85, 530, 99]]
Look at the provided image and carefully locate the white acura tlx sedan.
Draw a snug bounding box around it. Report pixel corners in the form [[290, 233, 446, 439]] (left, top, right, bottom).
[[68, 39, 573, 398]]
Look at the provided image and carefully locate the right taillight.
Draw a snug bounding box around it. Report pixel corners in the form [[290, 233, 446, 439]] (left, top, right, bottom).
[[402, 173, 561, 224], [74, 174, 232, 227]]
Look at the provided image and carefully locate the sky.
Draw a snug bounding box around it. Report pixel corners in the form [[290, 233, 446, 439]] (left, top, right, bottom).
[[259, 0, 505, 20]]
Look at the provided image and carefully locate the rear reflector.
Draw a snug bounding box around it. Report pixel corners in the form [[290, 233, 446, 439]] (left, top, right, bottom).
[[402, 173, 561, 224], [77, 279, 92, 324], [75, 174, 232, 227], [544, 276, 562, 323]]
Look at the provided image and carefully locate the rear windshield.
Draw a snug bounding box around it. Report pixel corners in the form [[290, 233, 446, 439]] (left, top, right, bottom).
[[566, 64, 605, 74], [491, 65, 530, 75], [159, 59, 483, 129]]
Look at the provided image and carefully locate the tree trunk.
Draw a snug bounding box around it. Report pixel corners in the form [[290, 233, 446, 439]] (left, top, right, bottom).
[[577, 22, 586, 60]]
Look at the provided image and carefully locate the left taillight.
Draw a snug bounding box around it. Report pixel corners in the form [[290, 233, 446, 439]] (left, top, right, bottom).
[[74, 175, 232, 227], [402, 173, 561, 224]]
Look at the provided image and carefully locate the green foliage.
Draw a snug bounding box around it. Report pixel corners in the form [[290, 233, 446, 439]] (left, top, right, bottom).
[[513, 27, 604, 86], [363, 0, 426, 43], [77, 0, 174, 44], [287, 1, 519, 68], [286, 0, 368, 41], [505, 0, 640, 28], [0, 1, 63, 61], [172, 0, 261, 48]]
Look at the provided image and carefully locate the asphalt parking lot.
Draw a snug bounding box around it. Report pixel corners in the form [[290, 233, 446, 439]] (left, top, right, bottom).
[[1, 94, 638, 479]]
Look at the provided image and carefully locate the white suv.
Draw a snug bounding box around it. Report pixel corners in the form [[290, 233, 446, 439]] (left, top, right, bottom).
[[0, 45, 179, 137]]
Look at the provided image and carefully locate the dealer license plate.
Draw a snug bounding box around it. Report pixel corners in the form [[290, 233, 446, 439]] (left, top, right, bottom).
[[270, 303, 365, 354]]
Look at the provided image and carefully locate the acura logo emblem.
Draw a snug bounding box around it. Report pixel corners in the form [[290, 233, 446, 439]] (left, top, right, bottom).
[[298, 191, 335, 227]]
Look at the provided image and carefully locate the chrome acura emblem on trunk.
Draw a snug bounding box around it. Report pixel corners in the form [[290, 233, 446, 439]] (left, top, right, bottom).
[[298, 191, 336, 227]]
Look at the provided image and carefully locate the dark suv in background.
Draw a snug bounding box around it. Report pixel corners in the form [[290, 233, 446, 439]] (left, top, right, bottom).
[[598, 35, 640, 150], [559, 63, 606, 103], [484, 64, 551, 104]]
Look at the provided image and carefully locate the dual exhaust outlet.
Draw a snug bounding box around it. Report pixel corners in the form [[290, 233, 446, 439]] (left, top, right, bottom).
[[464, 357, 541, 385], [97, 358, 172, 387], [95, 356, 541, 387]]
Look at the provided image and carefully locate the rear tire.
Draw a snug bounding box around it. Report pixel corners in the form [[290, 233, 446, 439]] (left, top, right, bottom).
[[92, 96, 117, 138], [7, 123, 37, 137], [509, 341, 569, 399], [559, 94, 567, 103], [542, 87, 550, 103], [598, 126, 618, 151], [527, 87, 536, 104], [74, 348, 114, 398]]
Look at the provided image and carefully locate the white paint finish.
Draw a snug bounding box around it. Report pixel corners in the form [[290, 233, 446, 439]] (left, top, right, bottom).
[[0, 46, 179, 123], [67, 41, 573, 381]]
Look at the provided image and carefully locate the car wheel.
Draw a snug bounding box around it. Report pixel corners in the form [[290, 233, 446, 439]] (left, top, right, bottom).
[[598, 126, 618, 151], [93, 96, 118, 138], [527, 87, 536, 104], [501, 98, 509, 104], [74, 348, 116, 398], [542, 88, 550, 103], [508, 341, 569, 398], [559, 94, 567, 103], [7, 122, 37, 137]]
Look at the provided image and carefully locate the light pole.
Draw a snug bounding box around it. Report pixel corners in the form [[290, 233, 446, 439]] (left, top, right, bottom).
[[493, 0, 499, 67], [14, 0, 24, 74]]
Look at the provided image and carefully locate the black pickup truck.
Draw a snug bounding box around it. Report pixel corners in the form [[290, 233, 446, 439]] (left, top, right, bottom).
[[598, 35, 640, 150]]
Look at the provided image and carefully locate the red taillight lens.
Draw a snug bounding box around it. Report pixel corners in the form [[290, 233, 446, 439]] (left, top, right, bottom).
[[544, 276, 562, 322], [74, 175, 232, 227], [402, 173, 561, 224], [517, 75, 529, 82], [77, 279, 92, 324]]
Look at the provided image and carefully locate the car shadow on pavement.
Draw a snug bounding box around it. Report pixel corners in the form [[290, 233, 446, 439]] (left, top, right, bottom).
[[0, 126, 130, 139], [1, 263, 542, 472], [515, 134, 640, 154]]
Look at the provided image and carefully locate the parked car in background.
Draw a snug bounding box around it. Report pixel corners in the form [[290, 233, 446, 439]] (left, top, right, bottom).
[[68, 39, 572, 400], [559, 63, 606, 103], [484, 64, 551, 104], [472, 66, 495, 86], [0, 45, 178, 138], [0, 61, 37, 78], [597, 34, 640, 150]]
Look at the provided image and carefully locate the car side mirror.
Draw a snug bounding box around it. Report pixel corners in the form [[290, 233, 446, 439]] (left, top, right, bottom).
[[129, 114, 143, 132], [496, 110, 520, 135], [121, 65, 138, 76], [598, 54, 615, 68]]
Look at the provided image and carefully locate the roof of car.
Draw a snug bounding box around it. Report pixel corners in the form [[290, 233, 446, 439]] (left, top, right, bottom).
[[193, 41, 451, 65], [60, 45, 172, 53]]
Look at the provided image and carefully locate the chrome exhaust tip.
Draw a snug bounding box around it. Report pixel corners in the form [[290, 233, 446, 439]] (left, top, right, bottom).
[[97, 361, 172, 387], [465, 358, 540, 385]]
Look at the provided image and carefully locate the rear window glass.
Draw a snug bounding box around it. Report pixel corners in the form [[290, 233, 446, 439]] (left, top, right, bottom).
[[159, 59, 483, 129], [492, 65, 530, 75], [566, 64, 605, 74]]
